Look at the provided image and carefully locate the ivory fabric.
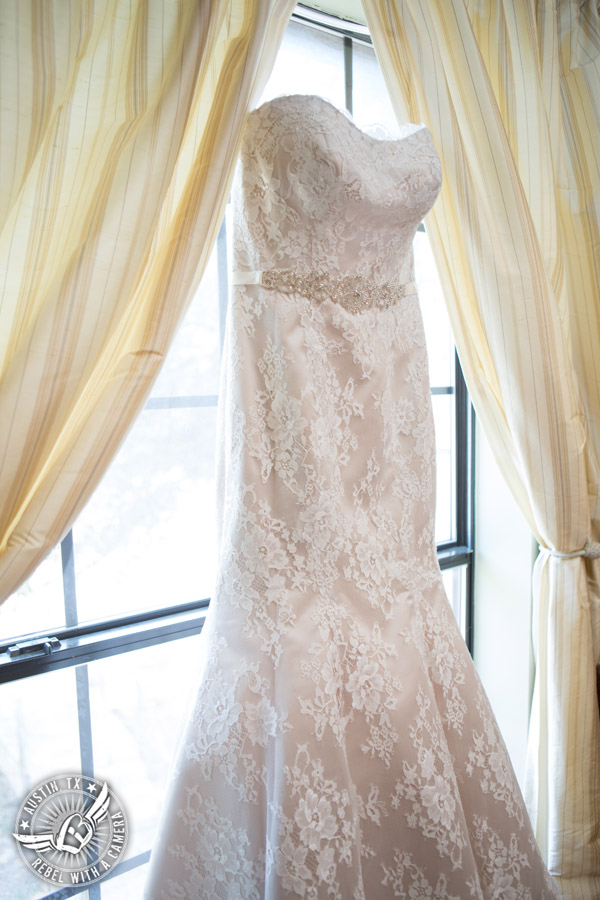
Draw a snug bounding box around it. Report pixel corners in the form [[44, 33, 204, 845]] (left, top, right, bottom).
[[0, 0, 295, 604], [363, 1, 600, 896], [144, 94, 557, 900]]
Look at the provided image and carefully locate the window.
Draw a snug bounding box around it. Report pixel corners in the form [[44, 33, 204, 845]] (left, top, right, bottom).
[[0, 8, 474, 897]]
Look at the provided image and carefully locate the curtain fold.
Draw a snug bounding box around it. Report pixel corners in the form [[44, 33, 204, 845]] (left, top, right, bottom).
[[363, 0, 600, 897], [0, 0, 296, 604]]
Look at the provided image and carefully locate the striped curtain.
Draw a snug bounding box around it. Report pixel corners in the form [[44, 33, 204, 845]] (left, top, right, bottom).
[[0, 0, 295, 603], [363, 0, 600, 897]]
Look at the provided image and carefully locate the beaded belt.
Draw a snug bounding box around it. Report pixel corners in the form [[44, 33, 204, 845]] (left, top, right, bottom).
[[231, 268, 416, 314]]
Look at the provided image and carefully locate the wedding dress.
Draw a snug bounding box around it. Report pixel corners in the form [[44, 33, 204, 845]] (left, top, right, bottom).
[[144, 94, 557, 900]]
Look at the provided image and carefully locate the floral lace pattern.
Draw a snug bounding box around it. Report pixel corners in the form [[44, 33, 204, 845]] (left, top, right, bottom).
[[391, 688, 467, 867], [144, 95, 557, 899], [273, 745, 359, 900], [164, 788, 263, 900], [381, 850, 461, 900]]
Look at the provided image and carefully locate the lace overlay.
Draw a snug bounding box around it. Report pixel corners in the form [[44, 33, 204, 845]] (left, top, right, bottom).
[[145, 95, 557, 900]]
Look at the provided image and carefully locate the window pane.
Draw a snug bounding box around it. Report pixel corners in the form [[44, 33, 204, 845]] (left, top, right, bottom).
[[86, 635, 203, 859], [414, 231, 455, 389], [101, 863, 147, 898], [262, 22, 345, 106], [72, 405, 218, 623], [0, 666, 82, 900], [0, 634, 202, 899], [352, 40, 400, 135], [433, 394, 456, 544], [0, 544, 64, 641], [150, 246, 222, 398], [442, 563, 468, 634]]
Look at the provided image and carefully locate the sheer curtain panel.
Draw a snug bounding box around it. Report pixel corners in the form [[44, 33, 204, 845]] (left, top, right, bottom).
[[363, 1, 600, 897], [0, 0, 296, 603]]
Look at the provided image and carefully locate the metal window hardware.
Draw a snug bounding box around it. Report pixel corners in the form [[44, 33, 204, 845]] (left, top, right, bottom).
[[7, 636, 61, 658]]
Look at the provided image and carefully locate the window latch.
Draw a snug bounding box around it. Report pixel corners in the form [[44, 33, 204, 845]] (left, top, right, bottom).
[[7, 636, 61, 659]]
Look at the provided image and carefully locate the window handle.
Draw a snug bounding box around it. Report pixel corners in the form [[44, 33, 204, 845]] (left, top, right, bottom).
[[7, 636, 61, 658]]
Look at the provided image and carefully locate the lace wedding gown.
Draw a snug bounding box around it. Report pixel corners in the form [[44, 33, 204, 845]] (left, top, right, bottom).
[[145, 95, 557, 900]]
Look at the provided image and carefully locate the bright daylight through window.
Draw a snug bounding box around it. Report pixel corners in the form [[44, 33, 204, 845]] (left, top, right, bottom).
[[0, 8, 473, 898]]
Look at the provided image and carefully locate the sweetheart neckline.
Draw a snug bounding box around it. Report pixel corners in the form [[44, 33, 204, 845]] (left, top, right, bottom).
[[249, 93, 428, 148]]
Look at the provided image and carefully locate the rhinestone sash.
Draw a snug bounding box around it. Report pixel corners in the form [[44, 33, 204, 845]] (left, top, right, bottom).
[[231, 268, 416, 314]]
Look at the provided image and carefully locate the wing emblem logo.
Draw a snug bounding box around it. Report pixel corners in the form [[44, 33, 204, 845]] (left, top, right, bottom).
[[12, 776, 127, 886]]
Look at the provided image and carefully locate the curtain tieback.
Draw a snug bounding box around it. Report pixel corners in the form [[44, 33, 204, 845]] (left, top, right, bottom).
[[539, 540, 600, 560]]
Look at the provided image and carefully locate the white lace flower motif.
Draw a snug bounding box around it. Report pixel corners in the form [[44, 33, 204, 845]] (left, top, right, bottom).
[[276, 836, 311, 896], [295, 789, 338, 851], [488, 749, 511, 787], [201, 680, 242, 747], [198, 824, 240, 881], [225, 883, 244, 900], [310, 408, 343, 462], [241, 527, 287, 580], [264, 571, 287, 604], [299, 495, 338, 551], [244, 697, 278, 747], [223, 558, 255, 602], [489, 871, 519, 900], [421, 775, 456, 830], [316, 843, 336, 882], [431, 636, 456, 690], [266, 391, 307, 453], [321, 643, 344, 698], [419, 746, 436, 781], [355, 534, 387, 586], [346, 655, 384, 714], [280, 227, 309, 260]]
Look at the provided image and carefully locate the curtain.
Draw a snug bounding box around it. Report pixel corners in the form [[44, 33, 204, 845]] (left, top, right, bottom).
[[0, 0, 296, 604], [363, 0, 600, 897]]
